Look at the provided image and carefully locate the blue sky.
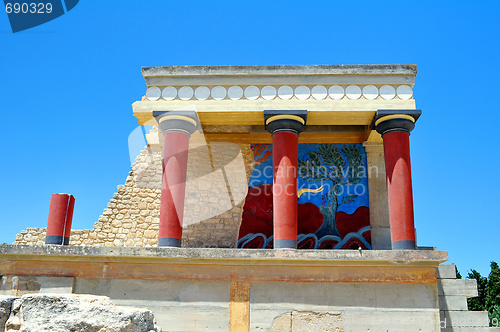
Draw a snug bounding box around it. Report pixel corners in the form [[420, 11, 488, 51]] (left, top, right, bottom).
[[0, 1, 498, 276]]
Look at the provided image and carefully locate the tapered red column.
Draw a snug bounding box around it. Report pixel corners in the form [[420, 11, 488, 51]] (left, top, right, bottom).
[[374, 110, 421, 250], [265, 110, 307, 249], [45, 193, 75, 245], [273, 131, 299, 248], [155, 112, 198, 247]]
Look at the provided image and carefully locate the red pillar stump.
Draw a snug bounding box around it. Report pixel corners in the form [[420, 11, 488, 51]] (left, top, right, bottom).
[[155, 113, 198, 247], [45, 193, 75, 245], [375, 111, 421, 250], [265, 111, 307, 249]]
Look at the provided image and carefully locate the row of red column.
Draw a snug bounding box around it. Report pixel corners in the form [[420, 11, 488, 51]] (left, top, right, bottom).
[[153, 110, 421, 250], [43, 110, 419, 249]]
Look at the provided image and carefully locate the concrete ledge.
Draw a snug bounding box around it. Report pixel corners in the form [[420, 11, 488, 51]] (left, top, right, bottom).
[[439, 295, 469, 311], [440, 311, 490, 328], [0, 245, 447, 265], [142, 64, 417, 78], [438, 279, 479, 298], [0, 246, 447, 284]]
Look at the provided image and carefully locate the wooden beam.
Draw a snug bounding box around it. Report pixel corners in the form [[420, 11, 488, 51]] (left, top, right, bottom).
[[134, 110, 377, 127], [193, 132, 368, 144], [229, 281, 250, 332]]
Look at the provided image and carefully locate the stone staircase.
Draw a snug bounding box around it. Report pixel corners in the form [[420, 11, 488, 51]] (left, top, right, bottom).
[[438, 264, 500, 331]]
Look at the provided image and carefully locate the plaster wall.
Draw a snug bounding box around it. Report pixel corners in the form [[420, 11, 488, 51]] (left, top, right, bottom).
[[71, 279, 439, 332]]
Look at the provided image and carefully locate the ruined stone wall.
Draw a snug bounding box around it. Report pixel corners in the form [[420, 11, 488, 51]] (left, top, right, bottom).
[[14, 140, 254, 248]]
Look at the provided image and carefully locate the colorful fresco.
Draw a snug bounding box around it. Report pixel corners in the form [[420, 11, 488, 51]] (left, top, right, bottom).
[[237, 143, 371, 249]]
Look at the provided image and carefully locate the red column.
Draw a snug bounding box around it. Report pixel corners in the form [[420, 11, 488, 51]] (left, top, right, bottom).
[[374, 111, 420, 250], [45, 193, 75, 245], [265, 111, 307, 249], [383, 131, 416, 250], [272, 131, 299, 249], [159, 131, 190, 247], [155, 112, 198, 247]]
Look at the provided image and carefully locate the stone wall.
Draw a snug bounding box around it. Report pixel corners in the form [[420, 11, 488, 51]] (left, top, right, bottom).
[[0, 246, 450, 332], [14, 139, 254, 248]]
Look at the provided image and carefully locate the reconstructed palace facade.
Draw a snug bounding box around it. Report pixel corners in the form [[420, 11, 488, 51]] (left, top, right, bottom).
[[3, 65, 495, 331]]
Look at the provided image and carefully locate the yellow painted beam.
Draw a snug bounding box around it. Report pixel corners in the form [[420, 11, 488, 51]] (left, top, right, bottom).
[[134, 110, 376, 126], [229, 281, 250, 332], [195, 132, 368, 144], [0, 257, 439, 284]]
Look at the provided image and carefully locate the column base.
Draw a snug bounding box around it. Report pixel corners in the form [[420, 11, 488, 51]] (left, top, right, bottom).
[[45, 235, 64, 245], [392, 240, 416, 250], [158, 237, 182, 248], [274, 239, 297, 249]]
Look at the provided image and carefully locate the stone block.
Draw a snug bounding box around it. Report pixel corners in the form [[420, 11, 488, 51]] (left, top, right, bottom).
[[112, 220, 122, 227], [438, 264, 458, 279], [17, 294, 158, 332], [439, 295, 469, 311], [438, 279, 478, 298], [144, 230, 156, 239], [0, 295, 17, 331]]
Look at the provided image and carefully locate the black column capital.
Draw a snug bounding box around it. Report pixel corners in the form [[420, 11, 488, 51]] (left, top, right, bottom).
[[372, 109, 421, 136], [264, 110, 307, 135], [153, 111, 199, 136]]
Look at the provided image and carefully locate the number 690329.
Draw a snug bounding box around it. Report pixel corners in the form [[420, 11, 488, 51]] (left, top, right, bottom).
[[5, 3, 53, 14]]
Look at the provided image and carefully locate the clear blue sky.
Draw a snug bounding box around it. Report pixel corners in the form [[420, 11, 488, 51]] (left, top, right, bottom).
[[1, 1, 498, 276]]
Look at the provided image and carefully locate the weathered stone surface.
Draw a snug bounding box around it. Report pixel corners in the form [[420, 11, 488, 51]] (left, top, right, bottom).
[[0, 244, 448, 263], [268, 311, 343, 332], [0, 295, 17, 331], [18, 294, 159, 332]]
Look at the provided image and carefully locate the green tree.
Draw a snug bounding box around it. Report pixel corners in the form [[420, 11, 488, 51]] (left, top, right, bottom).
[[486, 262, 500, 325], [467, 269, 488, 311], [465, 261, 500, 326], [298, 144, 363, 237]]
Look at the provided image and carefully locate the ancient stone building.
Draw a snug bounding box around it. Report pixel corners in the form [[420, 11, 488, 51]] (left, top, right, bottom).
[[4, 65, 497, 331]]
